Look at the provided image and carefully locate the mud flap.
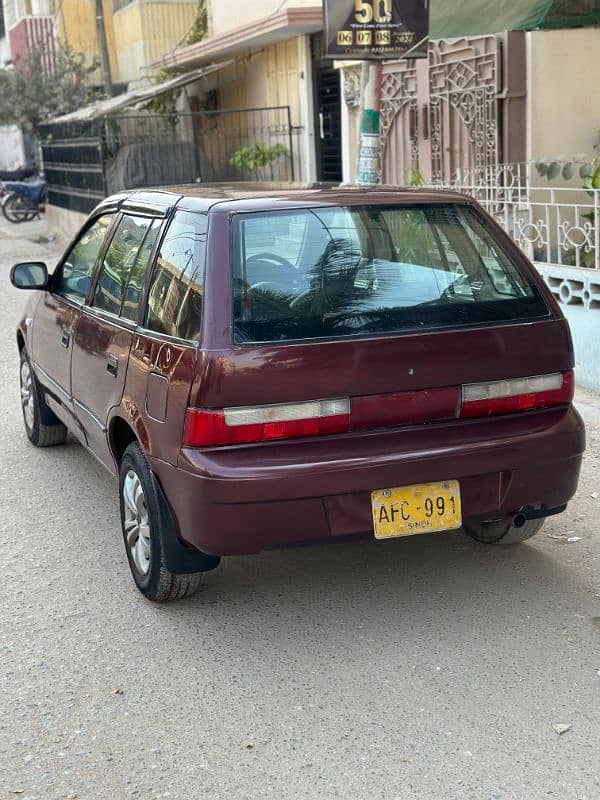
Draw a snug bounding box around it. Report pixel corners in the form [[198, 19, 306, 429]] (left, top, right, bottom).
[[152, 471, 221, 575]]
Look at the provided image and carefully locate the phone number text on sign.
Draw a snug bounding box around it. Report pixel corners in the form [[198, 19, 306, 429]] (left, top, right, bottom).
[[325, 0, 429, 60]]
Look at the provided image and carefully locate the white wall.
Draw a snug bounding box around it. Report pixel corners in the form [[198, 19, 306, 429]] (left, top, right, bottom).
[[208, 0, 317, 37], [527, 27, 600, 161], [0, 35, 10, 64], [0, 124, 25, 170]]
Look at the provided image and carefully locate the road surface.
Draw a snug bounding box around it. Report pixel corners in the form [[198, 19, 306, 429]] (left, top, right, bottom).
[[1, 217, 600, 800]]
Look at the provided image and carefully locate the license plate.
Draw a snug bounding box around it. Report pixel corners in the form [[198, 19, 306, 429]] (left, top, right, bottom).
[[371, 480, 462, 539]]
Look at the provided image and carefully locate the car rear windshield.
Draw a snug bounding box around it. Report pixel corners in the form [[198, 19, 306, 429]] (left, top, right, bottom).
[[231, 204, 549, 344]]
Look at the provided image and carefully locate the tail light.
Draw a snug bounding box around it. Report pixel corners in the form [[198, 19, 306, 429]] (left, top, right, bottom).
[[183, 371, 574, 447], [183, 398, 349, 447], [461, 371, 574, 418]]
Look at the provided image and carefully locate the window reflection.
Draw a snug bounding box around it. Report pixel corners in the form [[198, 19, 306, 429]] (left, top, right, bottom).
[[58, 215, 114, 302], [146, 211, 207, 341], [93, 215, 154, 317], [232, 204, 546, 344]]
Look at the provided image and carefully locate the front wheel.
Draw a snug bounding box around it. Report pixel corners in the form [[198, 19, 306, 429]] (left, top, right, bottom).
[[119, 442, 214, 602], [464, 517, 545, 545], [2, 193, 37, 223], [19, 350, 68, 447]]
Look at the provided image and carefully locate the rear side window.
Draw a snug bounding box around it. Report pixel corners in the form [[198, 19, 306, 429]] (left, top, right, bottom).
[[93, 215, 160, 318], [145, 210, 207, 341], [232, 204, 549, 344], [121, 220, 162, 321]]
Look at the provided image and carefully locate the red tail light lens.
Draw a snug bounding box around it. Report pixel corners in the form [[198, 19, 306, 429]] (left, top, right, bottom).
[[183, 399, 350, 447], [461, 371, 574, 418]]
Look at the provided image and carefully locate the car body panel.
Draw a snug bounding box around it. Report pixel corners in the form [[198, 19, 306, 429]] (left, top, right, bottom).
[[71, 308, 134, 469], [120, 332, 197, 466], [189, 319, 573, 410], [31, 292, 79, 403]]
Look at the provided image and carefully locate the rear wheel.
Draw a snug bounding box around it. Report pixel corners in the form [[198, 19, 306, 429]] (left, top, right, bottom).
[[119, 442, 210, 602], [464, 517, 545, 545], [19, 350, 68, 447]]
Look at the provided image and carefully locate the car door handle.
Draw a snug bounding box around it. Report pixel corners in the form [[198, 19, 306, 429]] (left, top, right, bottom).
[[107, 354, 119, 377], [60, 328, 70, 348]]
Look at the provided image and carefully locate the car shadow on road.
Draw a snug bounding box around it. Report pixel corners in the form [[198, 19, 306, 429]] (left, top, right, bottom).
[[159, 525, 592, 640]]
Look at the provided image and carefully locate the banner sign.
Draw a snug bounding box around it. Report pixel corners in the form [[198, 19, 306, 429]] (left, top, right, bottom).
[[324, 0, 429, 60]]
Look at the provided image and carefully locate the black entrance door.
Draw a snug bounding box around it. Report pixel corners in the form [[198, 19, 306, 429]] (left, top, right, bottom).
[[313, 55, 343, 182]]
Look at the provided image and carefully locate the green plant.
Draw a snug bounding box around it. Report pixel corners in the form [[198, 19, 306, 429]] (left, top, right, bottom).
[[535, 128, 600, 194], [184, 0, 208, 46], [406, 168, 424, 187], [229, 143, 289, 176], [144, 0, 208, 119], [144, 68, 180, 119], [0, 45, 98, 134], [534, 129, 599, 268]]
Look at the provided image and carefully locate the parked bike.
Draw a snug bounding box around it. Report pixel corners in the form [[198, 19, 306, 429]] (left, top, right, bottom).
[[1, 179, 47, 223]]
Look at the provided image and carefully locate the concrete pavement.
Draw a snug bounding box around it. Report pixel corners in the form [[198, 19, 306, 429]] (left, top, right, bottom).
[[1, 216, 600, 800]]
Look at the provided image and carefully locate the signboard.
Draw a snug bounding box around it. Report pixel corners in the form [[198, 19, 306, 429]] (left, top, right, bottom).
[[324, 0, 429, 60]]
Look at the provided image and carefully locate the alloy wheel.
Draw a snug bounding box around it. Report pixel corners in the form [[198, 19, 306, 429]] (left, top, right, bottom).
[[20, 360, 35, 431], [122, 469, 152, 575]]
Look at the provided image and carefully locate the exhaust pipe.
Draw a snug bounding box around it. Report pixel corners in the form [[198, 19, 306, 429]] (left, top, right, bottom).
[[511, 512, 527, 529]]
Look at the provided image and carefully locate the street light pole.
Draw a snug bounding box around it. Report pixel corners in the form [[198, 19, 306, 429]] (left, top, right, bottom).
[[95, 0, 114, 97], [356, 60, 383, 186]]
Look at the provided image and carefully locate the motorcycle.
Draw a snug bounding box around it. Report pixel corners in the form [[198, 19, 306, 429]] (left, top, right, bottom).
[[1, 178, 47, 223]]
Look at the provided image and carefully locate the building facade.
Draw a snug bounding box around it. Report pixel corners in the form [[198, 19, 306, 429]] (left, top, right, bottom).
[[0, 0, 11, 64], [157, 2, 326, 184], [1, 0, 200, 85], [53, 0, 199, 86], [155, 0, 600, 186]]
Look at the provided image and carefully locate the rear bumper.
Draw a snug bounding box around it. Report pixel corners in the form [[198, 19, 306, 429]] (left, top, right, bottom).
[[150, 406, 585, 556]]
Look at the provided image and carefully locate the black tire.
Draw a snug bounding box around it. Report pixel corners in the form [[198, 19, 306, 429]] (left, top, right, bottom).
[[464, 517, 545, 545], [19, 349, 68, 447], [119, 442, 210, 602], [2, 193, 36, 223]]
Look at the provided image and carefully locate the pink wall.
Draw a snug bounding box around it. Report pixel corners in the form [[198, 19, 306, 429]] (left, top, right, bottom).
[[8, 16, 55, 69]]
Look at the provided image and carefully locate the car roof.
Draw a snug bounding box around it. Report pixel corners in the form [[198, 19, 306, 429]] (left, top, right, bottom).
[[93, 183, 474, 217]]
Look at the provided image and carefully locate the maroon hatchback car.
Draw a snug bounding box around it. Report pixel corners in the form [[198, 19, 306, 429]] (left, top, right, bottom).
[[12, 186, 585, 601]]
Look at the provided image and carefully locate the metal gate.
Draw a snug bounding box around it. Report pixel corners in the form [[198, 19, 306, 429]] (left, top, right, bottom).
[[41, 106, 295, 214], [381, 34, 524, 185]]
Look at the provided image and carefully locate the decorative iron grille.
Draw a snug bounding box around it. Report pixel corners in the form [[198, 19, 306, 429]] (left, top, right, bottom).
[[433, 162, 600, 310]]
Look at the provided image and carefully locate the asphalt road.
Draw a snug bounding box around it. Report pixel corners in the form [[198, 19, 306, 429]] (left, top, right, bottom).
[[1, 218, 600, 800]]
